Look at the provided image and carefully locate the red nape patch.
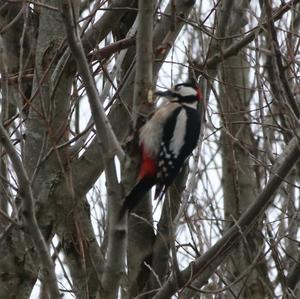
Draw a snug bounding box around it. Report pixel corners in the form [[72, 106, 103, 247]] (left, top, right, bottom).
[[138, 148, 157, 179]]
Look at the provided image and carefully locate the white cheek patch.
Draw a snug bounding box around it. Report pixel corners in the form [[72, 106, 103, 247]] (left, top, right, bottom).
[[178, 86, 197, 97]]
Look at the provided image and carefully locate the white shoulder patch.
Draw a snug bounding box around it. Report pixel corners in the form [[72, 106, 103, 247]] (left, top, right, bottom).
[[170, 109, 187, 157]]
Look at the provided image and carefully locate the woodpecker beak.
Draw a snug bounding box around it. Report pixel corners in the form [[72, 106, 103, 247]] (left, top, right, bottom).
[[154, 89, 174, 98]]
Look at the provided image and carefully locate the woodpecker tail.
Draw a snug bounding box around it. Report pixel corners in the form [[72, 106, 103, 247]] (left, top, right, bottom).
[[119, 176, 155, 219]]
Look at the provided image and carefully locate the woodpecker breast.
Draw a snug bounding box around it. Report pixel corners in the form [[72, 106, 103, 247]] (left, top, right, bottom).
[[139, 102, 182, 158]]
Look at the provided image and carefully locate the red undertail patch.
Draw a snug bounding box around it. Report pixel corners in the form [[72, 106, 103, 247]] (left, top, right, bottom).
[[138, 147, 157, 179]]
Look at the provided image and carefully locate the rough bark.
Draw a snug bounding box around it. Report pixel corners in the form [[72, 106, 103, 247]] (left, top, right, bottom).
[[125, 1, 155, 297]]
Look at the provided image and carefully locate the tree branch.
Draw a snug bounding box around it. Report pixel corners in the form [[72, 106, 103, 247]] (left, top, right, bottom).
[[82, 0, 135, 54], [132, 0, 154, 123], [264, 0, 299, 118], [88, 36, 136, 62], [60, 1, 124, 162], [60, 2, 126, 298], [125, 0, 154, 296], [202, 0, 300, 70], [0, 123, 60, 299]]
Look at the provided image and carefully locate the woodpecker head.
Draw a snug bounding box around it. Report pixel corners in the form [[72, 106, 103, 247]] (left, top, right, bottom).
[[155, 82, 203, 104]]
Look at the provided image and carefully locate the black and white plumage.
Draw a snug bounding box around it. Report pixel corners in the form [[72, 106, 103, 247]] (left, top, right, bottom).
[[119, 82, 203, 218]]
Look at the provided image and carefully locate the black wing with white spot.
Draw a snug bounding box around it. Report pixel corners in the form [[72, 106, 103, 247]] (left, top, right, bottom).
[[154, 105, 201, 199], [154, 107, 183, 198]]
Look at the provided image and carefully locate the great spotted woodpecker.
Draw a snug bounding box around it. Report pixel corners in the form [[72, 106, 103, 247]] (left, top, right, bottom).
[[119, 82, 203, 218]]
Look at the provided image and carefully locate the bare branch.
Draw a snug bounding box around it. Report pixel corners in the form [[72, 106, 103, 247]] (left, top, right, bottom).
[[202, 0, 300, 71], [125, 1, 154, 296], [132, 0, 154, 124], [82, 0, 135, 54], [88, 36, 136, 62], [264, 0, 299, 118], [60, 2, 126, 298], [60, 1, 124, 162], [0, 123, 60, 299]]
